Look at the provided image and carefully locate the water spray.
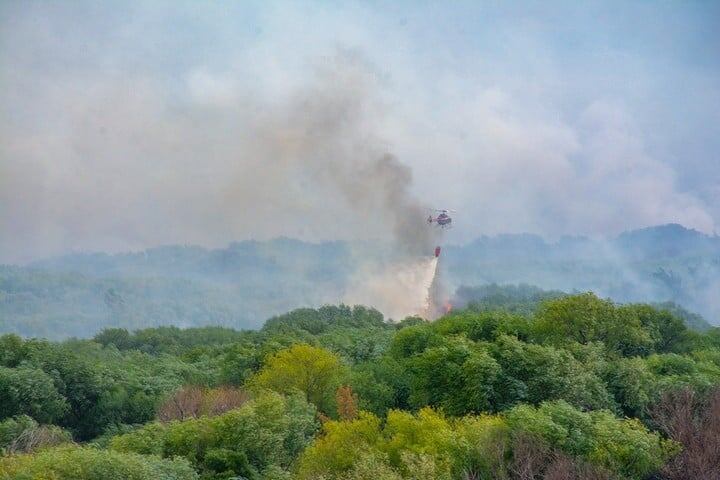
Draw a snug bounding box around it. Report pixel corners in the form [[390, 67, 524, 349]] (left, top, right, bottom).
[[421, 245, 451, 320]]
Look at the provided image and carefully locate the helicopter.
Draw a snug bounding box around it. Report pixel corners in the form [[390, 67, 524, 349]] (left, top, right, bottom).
[[427, 209, 454, 228]]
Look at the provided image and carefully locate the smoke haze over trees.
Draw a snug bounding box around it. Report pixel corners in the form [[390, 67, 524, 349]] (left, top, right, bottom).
[[1, 224, 718, 339]]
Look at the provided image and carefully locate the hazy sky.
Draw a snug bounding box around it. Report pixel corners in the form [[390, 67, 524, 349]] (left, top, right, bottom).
[[1, 1, 719, 263]]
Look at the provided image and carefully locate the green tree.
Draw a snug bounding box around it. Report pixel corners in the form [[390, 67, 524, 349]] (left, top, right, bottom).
[[408, 339, 500, 415], [0, 335, 30, 368], [388, 324, 443, 359], [33, 347, 107, 439], [93, 328, 132, 350], [218, 342, 262, 385], [262, 305, 386, 336], [533, 293, 654, 355], [604, 357, 657, 419], [589, 410, 678, 480], [351, 356, 411, 415], [0, 366, 69, 424], [490, 335, 615, 411], [621, 304, 688, 353], [433, 310, 530, 342], [645, 352, 720, 392]]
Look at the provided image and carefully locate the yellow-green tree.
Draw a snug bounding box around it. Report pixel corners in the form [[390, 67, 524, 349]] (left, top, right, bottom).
[[250, 344, 346, 414], [295, 409, 454, 480], [0, 445, 197, 480], [296, 412, 383, 477]]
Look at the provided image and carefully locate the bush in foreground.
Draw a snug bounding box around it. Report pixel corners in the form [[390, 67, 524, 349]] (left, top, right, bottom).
[[111, 391, 318, 479], [296, 402, 675, 480], [0, 445, 197, 480], [0, 415, 72, 454]]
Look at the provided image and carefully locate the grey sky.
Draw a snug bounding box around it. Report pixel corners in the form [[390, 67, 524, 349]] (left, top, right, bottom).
[[1, 1, 719, 263]]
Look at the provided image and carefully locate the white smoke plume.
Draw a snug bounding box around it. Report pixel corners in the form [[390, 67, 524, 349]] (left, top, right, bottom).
[[344, 256, 439, 321]]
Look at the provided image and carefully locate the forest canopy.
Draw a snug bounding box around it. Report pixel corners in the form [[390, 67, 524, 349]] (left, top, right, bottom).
[[1, 292, 720, 479]]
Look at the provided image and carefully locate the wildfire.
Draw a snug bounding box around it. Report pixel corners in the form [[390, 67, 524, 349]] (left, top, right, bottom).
[[444, 300, 453, 314]]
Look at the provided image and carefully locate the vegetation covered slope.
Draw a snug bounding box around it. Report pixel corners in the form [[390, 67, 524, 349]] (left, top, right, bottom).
[[1, 295, 720, 479], [2, 224, 718, 339]]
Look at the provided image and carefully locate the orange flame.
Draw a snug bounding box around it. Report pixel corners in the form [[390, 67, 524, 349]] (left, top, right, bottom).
[[444, 300, 453, 314]]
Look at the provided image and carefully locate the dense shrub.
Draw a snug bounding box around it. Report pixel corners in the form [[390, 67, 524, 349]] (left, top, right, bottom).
[[111, 391, 318, 478], [505, 401, 677, 479], [0, 445, 197, 480]]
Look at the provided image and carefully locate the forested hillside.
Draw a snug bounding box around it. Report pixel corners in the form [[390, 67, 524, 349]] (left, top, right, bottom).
[[443, 224, 720, 323], [1, 225, 719, 339], [2, 296, 720, 479], [0, 239, 353, 338]]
